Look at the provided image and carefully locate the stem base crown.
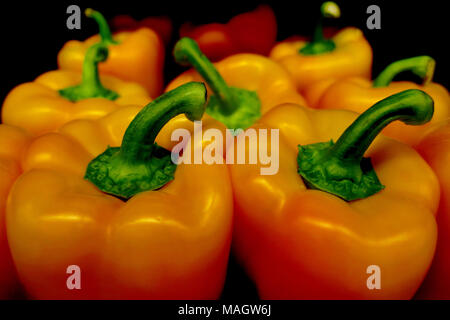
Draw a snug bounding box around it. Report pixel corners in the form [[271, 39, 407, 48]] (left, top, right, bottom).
[[297, 141, 384, 201], [59, 85, 119, 102], [206, 87, 261, 130], [85, 144, 176, 199], [84, 82, 207, 199], [299, 39, 336, 56]]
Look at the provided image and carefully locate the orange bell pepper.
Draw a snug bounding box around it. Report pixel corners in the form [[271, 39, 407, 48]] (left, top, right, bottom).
[[180, 5, 277, 62], [110, 14, 173, 45], [415, 120, 450, 299], [230, 89, 439, 299], [6, 82, 233, 299], [314, 56, 450, 146], [159, 37, 306, 148], [2, 43, 150, 136], [269, 2, 372, 93], [0, 125, 30, 299], [58, 9, 164, 98]]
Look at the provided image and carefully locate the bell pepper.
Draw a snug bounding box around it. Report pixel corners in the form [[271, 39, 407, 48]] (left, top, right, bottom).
[[269, 2, 372, 93], [0, 125, 30, 299], [6, 82, 233, 299], [58, 8, 164, 98], [230, 89, 439, 299], [314, 56, 450, 146], [179, 5, 277, 62], [2, 43, 151, 136], [159, 37, 306, 148], [415, 120, 450, 299], [110, 15, 172, 45]]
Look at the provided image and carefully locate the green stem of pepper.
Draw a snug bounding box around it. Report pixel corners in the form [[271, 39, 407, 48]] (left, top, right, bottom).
[[173, 37, 261, 130], [299, 1, 341, 55], [297, 89, 434, 201], [121, 82, 206, 162], [373, 56, 436, 87], [85, 82, 207, 199], [58, 43, 119, 102], [174, 37, 237, 115], [85, 8, 118, 45]]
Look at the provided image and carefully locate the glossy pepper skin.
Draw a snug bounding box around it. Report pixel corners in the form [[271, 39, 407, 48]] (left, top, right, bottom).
[[2, 44, 150, 136], [110, 15, 173, 45], [159, 38, 307, 148], [230, 90, 439, 299], [180, 5, 277, 62], [270, 2, 372, 94], [6, 82, 233, 299], [314, 56, 450, 146], [415, 121, 450, 299], [58, 9, 164, 98], [0, 125, 30, 299]]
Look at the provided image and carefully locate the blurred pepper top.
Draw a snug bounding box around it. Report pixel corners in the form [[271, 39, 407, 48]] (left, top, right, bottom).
[[2, 43, 150, 136], [110, 14, 173, 45], [5, 82, 233, 299], [180, 5, 277, 62], [230, 90, 439, 299], [58, 9, 164, 98], [270, 2, 372, 93], [314, 56, 450, 146]]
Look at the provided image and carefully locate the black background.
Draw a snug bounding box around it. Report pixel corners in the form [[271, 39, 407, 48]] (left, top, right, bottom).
[[0, 0, 447, 301]]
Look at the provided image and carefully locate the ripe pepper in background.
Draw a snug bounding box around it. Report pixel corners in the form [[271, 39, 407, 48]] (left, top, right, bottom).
[[58, 8, 164, 98], [179, 5, 277, 62], [109, 15, 173, 45], [158, 37, 306, 148], [313, 56, 450, 146], [230, 90, 439, 299], [0, 125, 30, 299], [6, 82, 234, 299], [2, 44, 150, 136], [270, 2, 372, 94], [415, 120, 450, 299]]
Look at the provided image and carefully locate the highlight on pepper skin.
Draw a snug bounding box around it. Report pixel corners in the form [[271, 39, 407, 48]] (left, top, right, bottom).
[[0, 1, 448, 303]]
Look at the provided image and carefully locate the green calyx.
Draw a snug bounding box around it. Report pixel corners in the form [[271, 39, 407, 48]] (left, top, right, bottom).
[[373, 56, 436, 87], [297, 89, 434, 201], [85, 8, 119, 45], [299, 1, 341, 55], [85, 82, 207, 199], [59, 43, 119, 102], [173, 37, 261, 130]]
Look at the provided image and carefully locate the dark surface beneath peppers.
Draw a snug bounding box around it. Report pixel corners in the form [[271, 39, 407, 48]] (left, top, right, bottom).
[[0, 0, 447, 300]]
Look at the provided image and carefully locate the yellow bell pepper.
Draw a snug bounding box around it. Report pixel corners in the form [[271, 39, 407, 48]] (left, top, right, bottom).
[[416, 120, 450, 299], [314, 56, 450, 146], [230, 89, 439, 299], [269, 2, 372, 94], [5, 82, 233, 299], [58, 9, 164, 98], [0, 125, 30, 299], [2, 43, 150, 136]]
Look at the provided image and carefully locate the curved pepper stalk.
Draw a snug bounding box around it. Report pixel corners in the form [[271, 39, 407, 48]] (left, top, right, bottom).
[[299, 1, 341, 55], [173, 37, 261, 130], [85, 82, 207, 199], [59, 43, 119, 102], [373, 56, 436, 87], [297, 89, 434, 201], [85, 8, 119, 45]]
